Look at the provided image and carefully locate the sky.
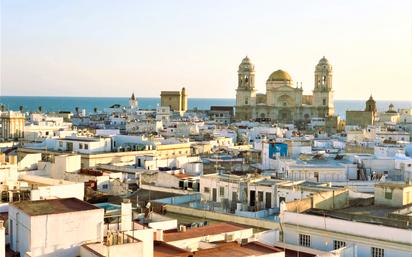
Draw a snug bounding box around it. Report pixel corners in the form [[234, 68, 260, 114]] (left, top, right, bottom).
[[0, 0, 411, 100]]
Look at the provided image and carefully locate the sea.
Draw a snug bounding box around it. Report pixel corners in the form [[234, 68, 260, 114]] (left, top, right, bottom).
[[0, 96, 411, 119]]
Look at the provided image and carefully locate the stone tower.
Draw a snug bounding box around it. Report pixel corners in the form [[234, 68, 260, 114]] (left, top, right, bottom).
[[235, 56, 256, 120], [365, 95, 377, 113], [181, 87, 188, 112], [313, 56, 334, 117], [129, 92, 138, 109]]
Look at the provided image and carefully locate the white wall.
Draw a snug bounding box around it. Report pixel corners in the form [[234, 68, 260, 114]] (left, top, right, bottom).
[[126, 228, 154, 257], [8, 205, 104, 257], [0, 223, 5, 257], [30, 210, 103, 257], [17, 153, 42, 171], [30, 183, 84, 201], [282, 211, 412, 245], [167, 228, 253, 251], [51, 155, 81, 179], [148, 219, 177, 231]]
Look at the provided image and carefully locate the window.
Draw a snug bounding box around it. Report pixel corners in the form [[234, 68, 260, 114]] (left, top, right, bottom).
[[84, 144, 89, 150], [371, 247, 384, 257], [245, 99, 248, 105], [333, 240, 346, 250], [384, 189, 392, 199], [258, 191, 264, 202], [59, 141, 63, 147], [79, 143, 83, 149], [299, 234, 310, 247], [204, 187, 210, 193], [102, 184, 108, 189], [323, 98, 326, 106], [219, 186, 225, 197]]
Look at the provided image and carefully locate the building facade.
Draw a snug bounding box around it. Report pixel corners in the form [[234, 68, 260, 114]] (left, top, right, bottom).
[[160, 87, 188, 112], [235, 56, 334, 123], [0, 111, 25, 141], [346, 95, 377, 128]]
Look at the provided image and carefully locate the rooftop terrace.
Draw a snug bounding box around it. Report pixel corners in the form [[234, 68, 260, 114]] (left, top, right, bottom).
[[12, 197, 100, 216], [163, 222, 249, 242]]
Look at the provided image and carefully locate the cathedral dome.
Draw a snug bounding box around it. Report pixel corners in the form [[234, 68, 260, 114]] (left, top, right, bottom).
[[267, 70, 292, 82]]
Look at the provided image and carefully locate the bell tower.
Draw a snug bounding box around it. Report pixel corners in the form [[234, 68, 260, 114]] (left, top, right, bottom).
[[313, 56, 334, 116], [235, 56, 256, 120], [129, 92, 138, 109]]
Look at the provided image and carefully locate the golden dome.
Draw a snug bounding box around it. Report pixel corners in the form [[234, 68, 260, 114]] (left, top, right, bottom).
[[267, 69, 292, 82]]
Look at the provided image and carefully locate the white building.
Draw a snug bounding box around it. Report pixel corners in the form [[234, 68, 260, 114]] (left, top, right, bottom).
[[8, 198, 104, 257], [136, 155, 202, 175], [25, 136, 112, 154], [156, 106, 171, 123], [280, 207, 412, 257]]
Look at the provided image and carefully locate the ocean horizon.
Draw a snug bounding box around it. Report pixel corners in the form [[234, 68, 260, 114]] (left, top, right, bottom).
[[0, 96, 411, 119]]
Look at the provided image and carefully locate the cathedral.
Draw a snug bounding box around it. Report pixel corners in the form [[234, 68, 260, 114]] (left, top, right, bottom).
[[235, 56, 335, 123]]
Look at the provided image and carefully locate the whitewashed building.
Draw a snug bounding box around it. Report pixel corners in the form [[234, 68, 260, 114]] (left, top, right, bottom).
[[8, 198, 104, 257]]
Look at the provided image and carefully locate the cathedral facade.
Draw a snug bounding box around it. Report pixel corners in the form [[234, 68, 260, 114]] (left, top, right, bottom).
[[235, 56, 335, 123]]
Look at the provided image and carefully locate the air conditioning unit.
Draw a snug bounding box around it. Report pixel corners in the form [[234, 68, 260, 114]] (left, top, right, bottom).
[[225, 233, 234, 242], [179, 225, 186, 232], [241, 238, 249, 245]]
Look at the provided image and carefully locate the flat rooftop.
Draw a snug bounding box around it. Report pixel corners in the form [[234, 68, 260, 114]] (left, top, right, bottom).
[[306, 204, 412, 229], [193, 242, 283, 257], [60, 136, 103, 142], [20, 174, 75, 186], [375, 182, 412, 189], [154, 241, 192, 257], [163, 223, 249, 242], [12, 197, 101, 216]]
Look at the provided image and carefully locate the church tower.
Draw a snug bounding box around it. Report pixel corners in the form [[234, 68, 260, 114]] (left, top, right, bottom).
[[129, 92, 138, 109], [365, 95, 377, 113], [313, 56, 334, 117], [235, 56, 256, 120]]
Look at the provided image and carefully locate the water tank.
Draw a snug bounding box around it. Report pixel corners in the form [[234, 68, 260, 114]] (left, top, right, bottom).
[[405, 144, 412, 157]]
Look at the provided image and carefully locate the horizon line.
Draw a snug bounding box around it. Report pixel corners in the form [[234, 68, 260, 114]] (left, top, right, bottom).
[[0, 95, 411, 102]]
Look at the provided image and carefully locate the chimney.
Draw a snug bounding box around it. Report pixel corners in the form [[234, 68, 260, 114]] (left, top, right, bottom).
[[121, 199, 132, 231], [8, 155, 17, 165], [155, 229, 164, 241]]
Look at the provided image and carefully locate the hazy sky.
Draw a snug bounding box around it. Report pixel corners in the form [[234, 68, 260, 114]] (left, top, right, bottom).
[[1, 0, 411, 100]]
